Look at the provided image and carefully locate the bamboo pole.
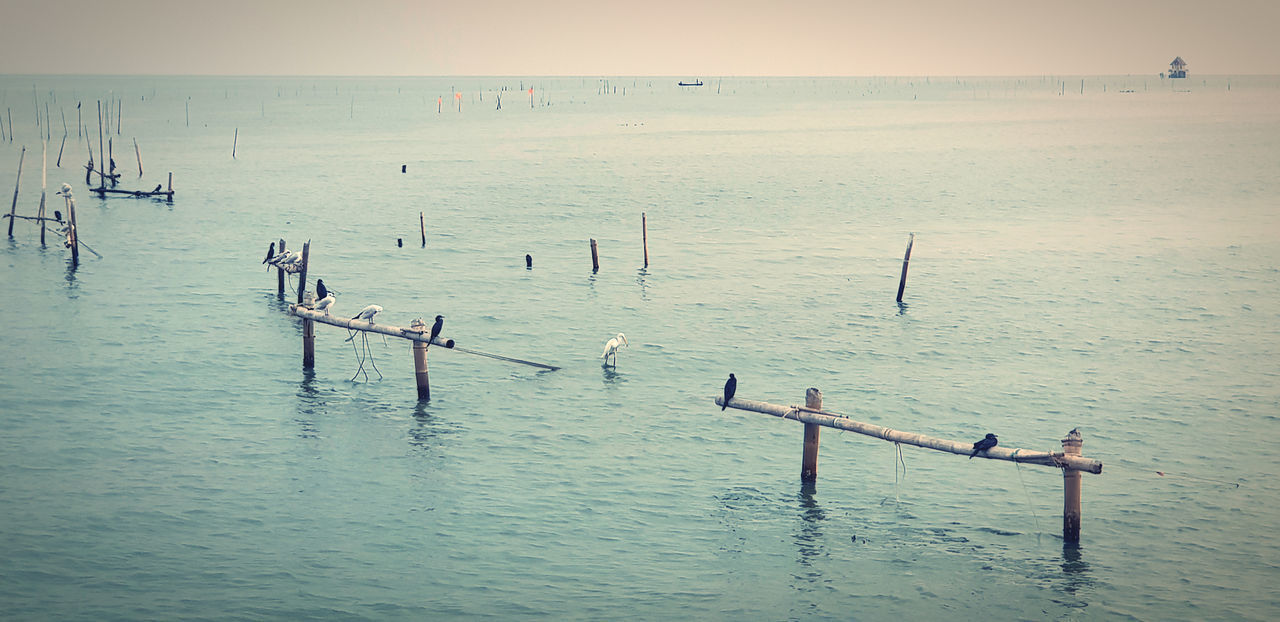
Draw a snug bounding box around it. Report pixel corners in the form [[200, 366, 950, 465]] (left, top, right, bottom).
[[801, 388, 821, 482], [276, 239, 286, 298], [133, 138, 143, 176], [1063, 429, 1084, 542], [84, 142, 93, 185], [302, 292, 316, 369], [8, 146, 24, 238], [420, 211, 426, 247], [296, 240, 310, 305], [896, 233, 914, 303], [38, 141, 46, 245], [168, 172, 172, 194], [642, 212, 649, 267], [97, 101, 105, 189], [590, 238, 599, 272], [56, 134, 66, 167], [411, 318, 430, 400], [232, 128, 237, 159], [66, 193, 78, 263], [716, 395, 1103, 473]]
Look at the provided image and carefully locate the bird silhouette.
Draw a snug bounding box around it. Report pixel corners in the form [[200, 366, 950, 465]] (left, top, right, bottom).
[[969, 433, 998, 458], [428, 315, 444, 346], [53, 210, 62, 223], [316, 278, 328, 300], [722, 373, 736, 410], [153, 184, 162, 193], [262, 242, 275, 265]]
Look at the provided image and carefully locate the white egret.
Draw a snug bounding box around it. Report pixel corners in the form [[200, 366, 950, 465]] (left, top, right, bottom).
[[601, 332, 628, 366]]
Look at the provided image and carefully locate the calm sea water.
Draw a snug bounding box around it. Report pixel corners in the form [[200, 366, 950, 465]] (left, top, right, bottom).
[[2, 75, 1278, 620]]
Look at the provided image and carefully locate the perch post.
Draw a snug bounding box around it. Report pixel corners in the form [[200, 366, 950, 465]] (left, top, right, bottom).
[[590, 238, 599, 272], [1062, 429, 1084, 543], [302, 292, 315, 369], [134, 138, 143, 176], [411, 318, 430, 400], [801, 388, 822, 482], [7, 146, 23, 238], [420, 211, 426, 247], [642, 212, 649, 267], [896, 233, 914, 303], [296, 240, 310, 305], [276, 239, 286, 298]]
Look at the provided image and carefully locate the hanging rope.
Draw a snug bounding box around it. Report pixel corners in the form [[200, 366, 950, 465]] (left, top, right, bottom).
[[1011, 450, 1043, 544]]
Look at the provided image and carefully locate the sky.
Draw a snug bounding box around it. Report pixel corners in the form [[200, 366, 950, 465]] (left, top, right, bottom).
[[2, 0, 1277, 76]]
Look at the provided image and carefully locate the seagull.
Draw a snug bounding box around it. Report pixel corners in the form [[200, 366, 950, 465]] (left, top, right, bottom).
[[969, 433, 998, 459], [266, 249, 292, 265], [353, 304, 382, 323], [315, 293, 336, 315], [316, 279, 328, 300], [57, 183, 73, 197], [153, 184, 162, 193], [277, 251, 302, 267], [428, 315, 444, 346], [262, 242, 276, 265], [601, 332, 628, 366], [722, 373, 736, 410]]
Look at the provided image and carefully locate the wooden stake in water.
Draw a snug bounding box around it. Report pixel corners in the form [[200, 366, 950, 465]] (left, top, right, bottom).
[[642, 212, 649, 267], [411, 318, 430, 400], [1062, 429, 1084, 543], [97, 101, 106, 188], [66, 192, 79, 263], [420, 211, 426, 247], [232, 128, 238, 159], [896, 233, 914, 303], [134, 138, 143, 176], [276, 239, 287, 298], [296, 240, 310, 305], [38, 141, 46, 245], [56, 134, 66, 167], [7, 146, 24, 238], [302, 292, 316, 370], [801, 388, 822, 482], [590, 238, 599, 272]]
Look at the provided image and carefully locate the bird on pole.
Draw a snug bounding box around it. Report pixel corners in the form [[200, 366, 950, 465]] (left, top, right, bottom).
[[969, 433, 998, 458], [722, 374, 736, 411], [428, 315, 444, 347]]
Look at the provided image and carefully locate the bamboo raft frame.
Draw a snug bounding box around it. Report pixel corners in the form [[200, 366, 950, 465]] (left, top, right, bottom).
[[717, 390, 1098, 541], [90, 172, 173, 200]]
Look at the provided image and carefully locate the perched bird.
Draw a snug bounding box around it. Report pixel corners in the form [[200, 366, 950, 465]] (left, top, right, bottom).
[[56, 184, 73, 198], [276, 251, 302, 267], [53, 210, 62, 223], [316, 278, 328, 300], [266, 249, 292, 265], [722, 373, 736, 411], [428, 315, 444, 346], [353, 304, 382, 323], [262, 242, 276, 265], [969, 433, 998, 459], [315, 293, 336, 315], [153, 184, 162, 193], [601, 333, 628, 366]]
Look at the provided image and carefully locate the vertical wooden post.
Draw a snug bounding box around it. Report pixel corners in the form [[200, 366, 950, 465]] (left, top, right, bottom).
[[801, 388, 822, 482], [276, 238, 286, 298], [420, 211, 426, 247], [134, 138, 143, 176], [232, 128, 238, 159], [38, 141, 47, 245], [642, 212, 649, 267], [896, 233, 914, 303], [590, 238, 599, 272], [296, 240, 310, 304], [1062, 429, 1083, 543], [7, 146, 24, 238], [411, 318, 430, 400], [167, 172, 173, 194], [67, 195, 79, 263], [97, 100, 105, 189], [302, 292, 315, 369]]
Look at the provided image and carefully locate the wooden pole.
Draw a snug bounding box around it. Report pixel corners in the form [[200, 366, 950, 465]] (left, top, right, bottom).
[[296, 240, 310, 305], [302, 292, 316, 369], [590, 238, 599, 272], [1062, 429, 1084, 543], [716, 395, 1103, 473], [133, 138, 143, 176], [168, 172, 173, 193], [420, 211, 426, 247], [97, 101, 105, 189], [85, 143, 93, 185], [67, 194, 79, 263], [108, 138, 114, 179], [276, 238, 286, 298], [411, 318, 430, 400], [8, 146, 25, 238], [642, 212, 649, 267], [896, 233, 914, 303], [38, 141, 47, 245], [56, 134, 66, 168], [232, 128, 237, 159], [801, 388, 822, 482]]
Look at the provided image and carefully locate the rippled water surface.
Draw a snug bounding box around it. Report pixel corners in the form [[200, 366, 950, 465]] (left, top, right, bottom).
[[2, 75, 1279, 620]]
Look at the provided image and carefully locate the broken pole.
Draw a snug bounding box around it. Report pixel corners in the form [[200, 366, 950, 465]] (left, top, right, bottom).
[[56, 133, 66, 167], [801, 388, 821, 482], [896, 233, 914, 303], [232, 128, 237, 159], [590, 238, 599, 272], [8, 146, 24, 238], [66, 192, 79, 263], [296, 240, 310, 305], [134, 138, 143, 176]]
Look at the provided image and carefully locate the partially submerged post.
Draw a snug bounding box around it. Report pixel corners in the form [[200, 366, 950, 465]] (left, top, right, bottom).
[[590, 238, 599, 272], [420, 211, 426, 247], [1062, 429, 1084, 543], [38, 141, 47, 245], [296, 240, 310, 305], [801, 388, 821, 482], [133, 138, 143, 176], [411, 318, 430, 400], [896, 233, 914, 303], [7, 146, 23, 238], [276, 238, 287, 298], [302, 292, 316, 369], [642, 212, 649, 268]]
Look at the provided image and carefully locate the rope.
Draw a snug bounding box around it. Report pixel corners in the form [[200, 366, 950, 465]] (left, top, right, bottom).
[[1011, 449, 1043, 544]]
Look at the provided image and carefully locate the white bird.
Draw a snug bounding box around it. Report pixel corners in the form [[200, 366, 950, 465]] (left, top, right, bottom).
[[266, 249, 292, 265], [315, 293, 336, 315], [57, 183, 73, 197], [352, 304, 382, 323], [601, 332, 628, 366], [277, 251, 302, 267]]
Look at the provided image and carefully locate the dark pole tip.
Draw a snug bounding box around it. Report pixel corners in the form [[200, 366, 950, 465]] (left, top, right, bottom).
[[397, 238, 403, 247]]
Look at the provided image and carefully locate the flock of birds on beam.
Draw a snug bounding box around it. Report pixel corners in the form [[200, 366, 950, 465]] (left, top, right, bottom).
[[261, 242, 304, 273]]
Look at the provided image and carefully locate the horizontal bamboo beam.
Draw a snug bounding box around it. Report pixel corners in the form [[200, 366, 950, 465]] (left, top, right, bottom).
[[290, 304, 453, 346], [89, 187, 173, 198], [716, 396, 1102, 474]]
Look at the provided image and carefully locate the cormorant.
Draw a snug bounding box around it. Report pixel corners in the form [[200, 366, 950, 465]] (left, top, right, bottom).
[[153, 184, 162, 193], [722, 373, 736, 411], [316, 278, 328, 300], [969, 433, 998, 458], [262, 242, 275, 264], [54, 210, 62, 223], [428, 315, 444, 346]]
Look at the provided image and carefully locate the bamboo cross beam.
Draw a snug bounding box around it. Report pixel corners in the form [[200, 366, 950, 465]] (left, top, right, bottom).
[[89, 187, 174, 199], [715, 396, 1102, 473]]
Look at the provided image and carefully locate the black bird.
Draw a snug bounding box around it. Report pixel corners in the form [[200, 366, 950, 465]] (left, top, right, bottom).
[[316, 278, 328, 300], [969, 433, 998, 459], [53, 210, 62, 223], [153, 184, 162, 193], [722, 373, 736, 411], [261, 242, 275, 265], [428, 315, 444, 346], [525, 253, 532, 268]]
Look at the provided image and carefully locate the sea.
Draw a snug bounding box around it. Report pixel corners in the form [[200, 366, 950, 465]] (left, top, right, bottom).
[[1, 74, 1278, 620]]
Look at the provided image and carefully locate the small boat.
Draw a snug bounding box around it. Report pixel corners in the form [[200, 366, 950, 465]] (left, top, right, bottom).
[[677, 80, 704, 87]]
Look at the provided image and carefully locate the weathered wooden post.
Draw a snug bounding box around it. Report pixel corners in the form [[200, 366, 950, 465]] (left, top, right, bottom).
[[896, 233, 914, 303], [133, 138, 143, 176], [801, 388, 822, 482], [642, 212, 649, 267], [590, 238, 599, 272], [1062, 429, 1083, 543], [302, 292, 315, 369], [66, 193, 79, 263], [420, 211, 426, 247], [7, 146, 23, 238], [276, 238, 287, 298], [296, 240, 310, 305], [411, 318, 430, 400]]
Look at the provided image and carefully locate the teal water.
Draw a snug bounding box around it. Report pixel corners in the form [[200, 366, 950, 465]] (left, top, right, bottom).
[[2, 75, 1279, 620]]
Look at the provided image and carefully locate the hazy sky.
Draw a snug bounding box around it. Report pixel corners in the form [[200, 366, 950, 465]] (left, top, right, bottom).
[[3, 0, 1276, 76]]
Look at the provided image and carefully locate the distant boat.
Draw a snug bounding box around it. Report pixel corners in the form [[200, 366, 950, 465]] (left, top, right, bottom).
[[678, 80, 704, 87]]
